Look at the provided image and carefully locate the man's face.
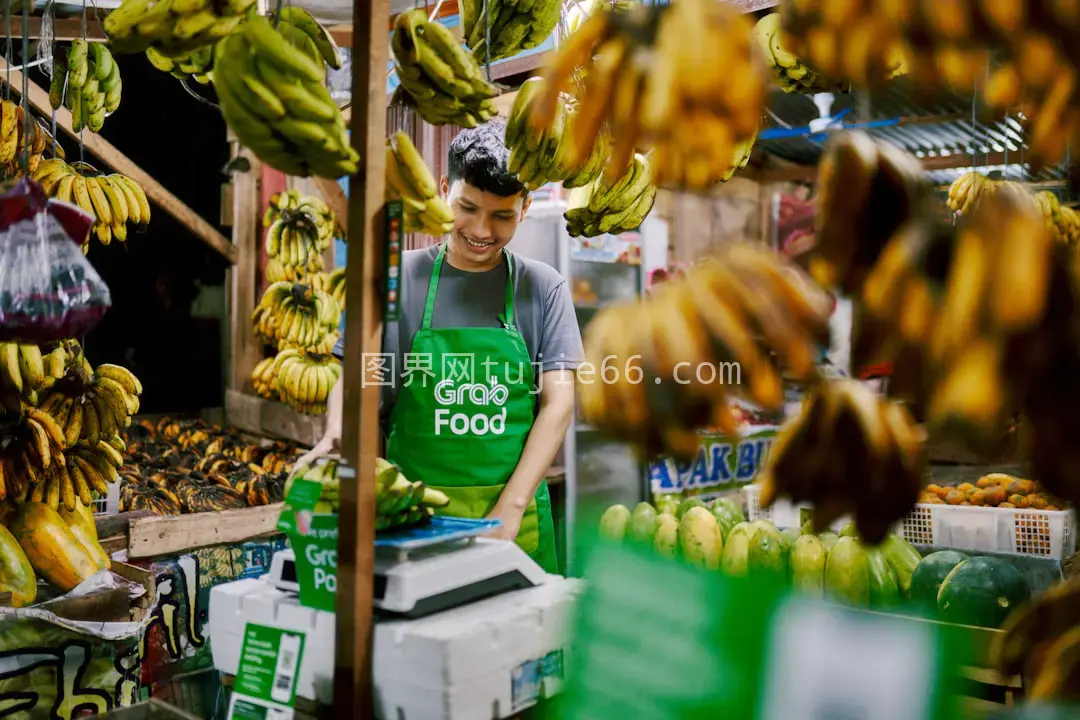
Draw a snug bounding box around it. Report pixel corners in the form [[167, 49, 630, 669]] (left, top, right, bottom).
[[442, 178, 530, 270]]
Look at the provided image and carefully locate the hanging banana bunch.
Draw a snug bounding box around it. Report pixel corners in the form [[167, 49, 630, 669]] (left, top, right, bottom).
[[577, 242, 831, 460], [531, 0, 767, 192], [948, 172, 1080, 248], [390, 9, 500, 128], [753, 13, 857, 94], [145, 44, 215, 84], [385, 131, 455, 237], [103, 0, 255, 55], [564, 152, 656, 238], [213, 10, 355, 179], [0, 100, 57, 180], [51, 41, 122, 134], [461, 0, 560, 64]]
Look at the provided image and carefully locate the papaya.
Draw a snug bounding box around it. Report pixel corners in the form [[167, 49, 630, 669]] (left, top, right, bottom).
[[720, 522, 753, 577], [865, 546, 900, 609], [58, 499, 98, 540], [709, 497, 745, 524], [627, 503, 659, 545], [748, 519, 778, 542], [748, 527, 787, 584], [910, 550, 968, 609], [789, 534, 826, 598], [881, 533, 921, 598], [653, 514, 679, 559], [818, 532, 839, 550], [938, 556, 1031, 629], [778, 527, 800, 553], [654, 495, 680, 517], [10, 502, 98, 592], [599, 504, 632, 542], [0, 524, 36, 607], [61, 516, 110, 573], [679, 507, 722, 570], [709, 505, 740, 540], [676, 497, 707, 520], [824, 536, 870, 608]]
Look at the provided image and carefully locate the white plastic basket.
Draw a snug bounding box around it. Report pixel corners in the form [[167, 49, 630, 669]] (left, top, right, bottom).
[[91, 481, 120, 517], [743, 483, 849, 532], [899, 504, 1077, 560]]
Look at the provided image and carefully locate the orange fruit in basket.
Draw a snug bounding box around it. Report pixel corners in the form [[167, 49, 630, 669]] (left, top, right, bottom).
[[924, 484, 949, 498], [1007, 479, 1036, 496], [929, 495, 946, 504], [969, 489, 987, 506], [982, 485, 1008, 506], [978, 473, 1015, 489], [917, 492, 935, 503], [999, 502, 1016, 508], [956, 482, 977, 495], [960, 501, 972, 505], [1029, 495, 1050, 510], [946, 490, 967, 505], [1046, 505, 1061, 511], [1008, 493, 1032, 508]]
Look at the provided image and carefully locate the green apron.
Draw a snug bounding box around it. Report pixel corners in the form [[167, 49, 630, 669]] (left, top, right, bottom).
[[385, 245, 559, 574]]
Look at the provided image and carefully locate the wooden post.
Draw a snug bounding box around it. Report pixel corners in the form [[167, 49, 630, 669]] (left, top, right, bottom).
[[226, 133, 263, 391], [335, 0, 390, 714]]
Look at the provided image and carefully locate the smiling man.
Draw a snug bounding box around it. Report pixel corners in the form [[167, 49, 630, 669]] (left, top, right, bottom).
[[301, 120, 583, 575]]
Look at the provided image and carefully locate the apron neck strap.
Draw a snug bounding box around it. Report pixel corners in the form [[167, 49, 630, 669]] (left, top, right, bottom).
[[421, 244, 517, 330]]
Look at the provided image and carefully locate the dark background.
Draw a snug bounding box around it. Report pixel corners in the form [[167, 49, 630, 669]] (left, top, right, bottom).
[[30, 52, 232, 416]]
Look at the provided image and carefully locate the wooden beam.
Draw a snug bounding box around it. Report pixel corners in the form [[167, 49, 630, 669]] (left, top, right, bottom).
[[227, 133, 263, 391], [0, 57, 238, 264], [755, 150, 1020, 183], [4, 15, 108, 41], [335, 0, 389, 715]]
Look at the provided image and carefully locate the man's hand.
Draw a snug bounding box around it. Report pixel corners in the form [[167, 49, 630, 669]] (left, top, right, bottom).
[[294, 436, 336, 472], [484, 500, 524, 542]]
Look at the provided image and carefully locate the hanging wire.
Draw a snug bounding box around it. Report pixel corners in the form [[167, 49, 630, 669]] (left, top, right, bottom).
[[18, 8, 30, 174], [79, 0, 87, 165], [179, 77, 221, 110], [4, 4, 13, 101], [483, 0, 492, 83]]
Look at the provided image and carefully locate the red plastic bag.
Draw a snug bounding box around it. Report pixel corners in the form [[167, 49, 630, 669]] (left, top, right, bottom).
[[0, 178, 110, 343]]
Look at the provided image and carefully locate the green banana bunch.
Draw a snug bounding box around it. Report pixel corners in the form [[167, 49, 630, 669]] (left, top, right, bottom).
[[390, 9, 499, 128], [753, 13, 851, 94], [103, 0, 254, 56], [213, 12, 358, 179], [504, 77, 604, 192], [285, 455, 341, 509], [462, 0, 560, 64], [563, 0, 636, 35], [375, 457, 451, 532], [145, 44, 214, 84], [54, 41, 122, 134], [385, 130, 455, 236], [565, 153, 657, 238]]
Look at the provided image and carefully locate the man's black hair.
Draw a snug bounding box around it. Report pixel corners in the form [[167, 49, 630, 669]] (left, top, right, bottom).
[[447, 119, 527, 197]]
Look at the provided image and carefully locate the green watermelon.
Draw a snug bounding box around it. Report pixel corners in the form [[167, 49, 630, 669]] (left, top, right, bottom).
[[710, 506, 740, 541], [598, 504, 632, 542], [628, 503, 659, 545], [655, 495, 680, 516], [937, 557, 1031, 629], [677, 497, 707, 520], [865, 546, 901, 609], [882, 533, 922, 599], [824, 536, 870, 607], [839, 521, 858, 538], [790, 534, 827, 598], [910, 550, 968, 609], [653, 514, 679, 559], [720, 522, 753, 577], [749, 527, 788, 584], [818, 532, 839, 550], [710, 497, 746, 524]]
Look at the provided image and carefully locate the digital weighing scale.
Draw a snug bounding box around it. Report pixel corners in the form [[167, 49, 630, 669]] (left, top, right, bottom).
[[267, 516, 550, 619]]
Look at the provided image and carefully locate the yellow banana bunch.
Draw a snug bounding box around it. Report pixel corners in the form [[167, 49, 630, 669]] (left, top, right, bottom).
[[564, 153, 656, 238], [759, 379, 927, 544], [267, 347, 342, 415], [250, 357, 279, 400], [103, 0, 254, 56], [385, 130, 455, 236], [213, 11, 357, 179], [0, 342, 69, 406], [0, 99, 55, 180], [265, 213, 329, 275], [327, 267, 346, 311], [31, 158, 150, 250], [263, 188, 340, 242], [390, 9, 499, 128], [753, 13, 852, 94], [0, 408, 71, 506], [252, 281, 342, 353], [531, 0, 766, 191], [53, 41, 122, 134], [462, 0, 560, 64], [578, 242, 831, 460], [564, 0, 635, 36], [949, 174, 1080, 248], [504, 77, 608, 191], [145, 44, 215, 84]]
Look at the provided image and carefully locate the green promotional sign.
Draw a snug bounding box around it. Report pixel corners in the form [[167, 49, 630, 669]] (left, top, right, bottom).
[[549, 533, 969, 720], [227, 623, 305, 720], [277, 478, 338, 612]]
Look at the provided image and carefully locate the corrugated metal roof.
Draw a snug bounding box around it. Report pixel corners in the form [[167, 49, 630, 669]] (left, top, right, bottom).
[[760, 79, 1070, 184]]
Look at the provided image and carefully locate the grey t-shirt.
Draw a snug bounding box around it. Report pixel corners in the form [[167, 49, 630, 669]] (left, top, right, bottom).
[[332, 244, 584, 429]]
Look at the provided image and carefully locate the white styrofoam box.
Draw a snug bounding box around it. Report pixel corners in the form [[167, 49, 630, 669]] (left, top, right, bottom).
[[899, 504, 1077, 559], [373, 578, 584, 720], [744, 483, 848, 532], [209, 577, 336, 704], [92, 481, 120, 516]]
